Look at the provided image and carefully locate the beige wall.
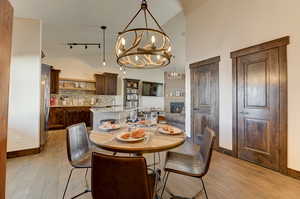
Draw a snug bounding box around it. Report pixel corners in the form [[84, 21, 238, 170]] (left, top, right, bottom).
[[183, 0, 300, 171]]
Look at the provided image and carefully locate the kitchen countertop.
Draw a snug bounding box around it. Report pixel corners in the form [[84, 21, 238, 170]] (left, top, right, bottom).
[[90, 106, 138, 113], [50, 105, 93, 108]]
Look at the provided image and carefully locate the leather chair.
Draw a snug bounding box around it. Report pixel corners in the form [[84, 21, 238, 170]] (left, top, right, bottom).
[[161, 128, 216, 199], [91, 152, 159, 199], [62, 123, 92, 199]]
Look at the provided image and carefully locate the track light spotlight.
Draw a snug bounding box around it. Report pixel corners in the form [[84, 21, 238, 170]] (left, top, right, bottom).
[[85, 45, 88, 49], [70, 45, 73, 49]]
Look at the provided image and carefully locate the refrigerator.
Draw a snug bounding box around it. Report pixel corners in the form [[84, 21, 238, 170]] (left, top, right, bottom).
[[40, 64, 51, 149]]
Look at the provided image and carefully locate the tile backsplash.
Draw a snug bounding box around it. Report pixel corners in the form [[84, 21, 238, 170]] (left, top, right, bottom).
[[50, 94, 122, 107]]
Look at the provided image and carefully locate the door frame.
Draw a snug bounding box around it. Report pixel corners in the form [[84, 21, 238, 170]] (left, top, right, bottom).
[[0, 0, 13, 198], [231, 36, 289, 174], [190, 56, 220, 148]]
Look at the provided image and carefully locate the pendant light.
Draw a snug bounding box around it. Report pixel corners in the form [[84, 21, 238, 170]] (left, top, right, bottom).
[[101, 26, 107, 66], [115, 0, 172, 69]]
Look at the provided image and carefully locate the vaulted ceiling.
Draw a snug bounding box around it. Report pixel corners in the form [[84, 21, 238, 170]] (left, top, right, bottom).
[[10, 0, 185, 70]]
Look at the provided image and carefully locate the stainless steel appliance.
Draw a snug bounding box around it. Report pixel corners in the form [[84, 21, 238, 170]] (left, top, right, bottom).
[[40, 64, 51, 149]]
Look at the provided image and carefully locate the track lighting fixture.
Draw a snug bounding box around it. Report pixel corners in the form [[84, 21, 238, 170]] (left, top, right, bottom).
[[67, 43, 101, 49], [67, 26, 108, 68]]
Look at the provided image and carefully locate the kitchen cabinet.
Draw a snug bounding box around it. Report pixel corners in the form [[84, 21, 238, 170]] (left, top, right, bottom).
[[48, 107, 91, 130], [50, 69, 61, 94], [48, 107, 65, 129], [95, 73, 118, 95]]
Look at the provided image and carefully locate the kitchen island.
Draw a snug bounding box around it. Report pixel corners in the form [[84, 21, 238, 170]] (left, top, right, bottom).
[[90, 106, 137, 130]]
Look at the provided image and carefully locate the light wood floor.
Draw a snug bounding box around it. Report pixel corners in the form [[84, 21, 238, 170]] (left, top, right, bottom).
[[6, 130, 300, 199]]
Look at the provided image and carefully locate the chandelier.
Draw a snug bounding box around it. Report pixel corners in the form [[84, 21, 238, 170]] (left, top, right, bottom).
[[115, 0, 172, 69]]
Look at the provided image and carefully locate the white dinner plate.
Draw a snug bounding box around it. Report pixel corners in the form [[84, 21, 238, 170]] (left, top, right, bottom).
[[116, 132, 146, 142], [158, 126, 182, 135]]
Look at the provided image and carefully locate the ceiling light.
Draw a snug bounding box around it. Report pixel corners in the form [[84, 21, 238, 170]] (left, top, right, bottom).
[[101, 26, 107, 67], [115, 0, 172, 69]]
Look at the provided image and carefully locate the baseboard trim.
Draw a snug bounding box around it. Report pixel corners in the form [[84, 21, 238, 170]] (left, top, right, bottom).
[[216, 147, 233, 156], [287, 168, 300, 180], [7, 148, 41, 159]]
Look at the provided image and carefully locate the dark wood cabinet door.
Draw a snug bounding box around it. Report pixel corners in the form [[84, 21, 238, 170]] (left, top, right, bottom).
[[48, 108, 65, 129], [64, 107, 91, 127], [190, 57, 219, 148], [105, 75, 117, 95], [95, 74, 105, 95], [0, 0, 13, 197], [50, 69, 60, 94], [236, 49, 280, 170], [95, 73, 118, 95]]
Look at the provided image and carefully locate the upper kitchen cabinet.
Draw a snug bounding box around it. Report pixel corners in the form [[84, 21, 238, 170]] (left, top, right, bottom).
[[95, 73, 118, 95], [50, 69, 61, 94]]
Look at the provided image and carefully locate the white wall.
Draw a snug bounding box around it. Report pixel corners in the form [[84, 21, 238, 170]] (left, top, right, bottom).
[[163, 12, 187, 72], [8, 18, 42, 152], [183, 0, 300, 171]]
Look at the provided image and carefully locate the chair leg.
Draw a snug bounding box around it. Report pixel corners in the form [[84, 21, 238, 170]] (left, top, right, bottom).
[[84, 168, 89, 189], [70, 189, 90, 199], [158, 152, 161, 165], [62, 168, 75, 199], [200, 178, 208, 199], [160, 171, 170, 199], [153, 153, 156, 170]]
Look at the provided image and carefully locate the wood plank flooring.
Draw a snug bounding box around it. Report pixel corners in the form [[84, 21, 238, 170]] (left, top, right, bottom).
[[6, 130, 300, 199]]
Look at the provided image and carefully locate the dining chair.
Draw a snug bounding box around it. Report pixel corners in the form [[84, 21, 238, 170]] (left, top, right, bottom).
[[91, 152, 159, 199], [62, 123, 92, 199], [160, 127, 216, 199]]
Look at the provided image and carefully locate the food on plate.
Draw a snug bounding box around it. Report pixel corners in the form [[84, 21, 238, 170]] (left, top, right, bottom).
[[100, 121, 119, 129], [131, 129, 145, 139], [121, 133, 131, 139], [162, 126, 169, 131], [119, 129, 145, 140], [161, 126, 176, 134], [169, 128, 175, 134]]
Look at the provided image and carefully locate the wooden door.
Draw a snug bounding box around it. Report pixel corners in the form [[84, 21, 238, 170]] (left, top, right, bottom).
[[232, 37, 289, 171], [0, 0, 13, 198], [190, 56, 219, 148]]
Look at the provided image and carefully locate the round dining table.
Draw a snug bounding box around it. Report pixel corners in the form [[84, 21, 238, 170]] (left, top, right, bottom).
[[89, 125, 186, 155]]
